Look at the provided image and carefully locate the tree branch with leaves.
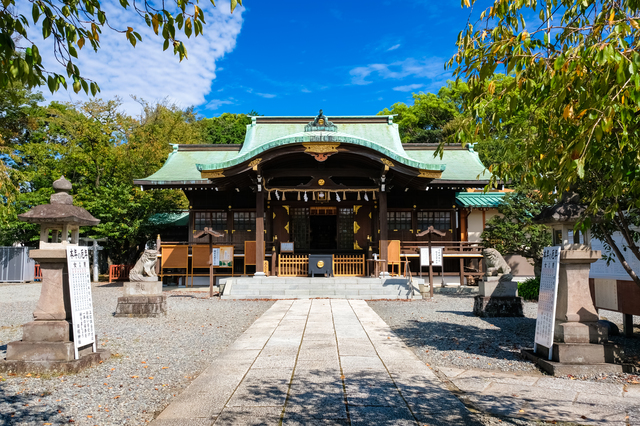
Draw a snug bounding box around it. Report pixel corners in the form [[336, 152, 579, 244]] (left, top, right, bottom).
[[0, 0, 243, 94]]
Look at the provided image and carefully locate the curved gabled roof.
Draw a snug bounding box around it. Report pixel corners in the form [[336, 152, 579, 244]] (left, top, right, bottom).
[[135, 115, 492, 187], [195, 129, 445, 172]]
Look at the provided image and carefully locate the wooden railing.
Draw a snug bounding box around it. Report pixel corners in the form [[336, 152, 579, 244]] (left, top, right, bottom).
[[400, 240, 485, 284], [109, 265, 133, 282], [333, 254, 365, 277], [278, 254, 309, 277]]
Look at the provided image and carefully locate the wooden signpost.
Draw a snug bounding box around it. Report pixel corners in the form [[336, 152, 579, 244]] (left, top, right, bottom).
[[417, 226, 446, 298]]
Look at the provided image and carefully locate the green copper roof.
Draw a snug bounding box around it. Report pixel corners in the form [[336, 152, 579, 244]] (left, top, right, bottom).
[[455, 192, 506, 208], [136, 115, 493, 185], [148, 211, 189, 226], [195, 117, 445, 172], [405, 148, 490, 181], [138, 146, 239, 183]]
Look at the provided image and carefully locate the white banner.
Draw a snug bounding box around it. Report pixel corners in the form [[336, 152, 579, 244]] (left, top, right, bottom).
[[420, 247, 443, 267], [534, 246, 561, 359], [66, 246, 96, 359]]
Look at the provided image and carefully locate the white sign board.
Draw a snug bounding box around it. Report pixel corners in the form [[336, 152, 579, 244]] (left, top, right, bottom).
[[280, 242, 294, 253], [211, 248, 220, 267], [66, 246, 96, 359], [420, 247, 443, 267], [534, 246, 561, 359], [590, 233, 639, 280]]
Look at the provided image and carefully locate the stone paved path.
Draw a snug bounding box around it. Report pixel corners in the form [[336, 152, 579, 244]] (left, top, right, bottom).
[[441, 367, 640, 425], [150, 299, 640, 425], [150, 299, 473, 425]]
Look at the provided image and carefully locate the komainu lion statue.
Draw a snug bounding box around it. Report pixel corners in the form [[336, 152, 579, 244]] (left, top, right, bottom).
[[129, 249, 159, 281], [482, 248, 513, 282]]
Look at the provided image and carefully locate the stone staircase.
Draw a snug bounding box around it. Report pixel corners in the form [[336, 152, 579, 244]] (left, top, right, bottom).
[[220, 277, 422, 300]]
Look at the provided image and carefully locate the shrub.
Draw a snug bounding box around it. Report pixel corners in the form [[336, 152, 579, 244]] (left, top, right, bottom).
[[518, 277, 540, 301]]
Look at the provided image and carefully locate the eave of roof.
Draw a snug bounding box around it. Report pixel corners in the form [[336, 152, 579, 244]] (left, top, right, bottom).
[[455, 192, 506, 208]]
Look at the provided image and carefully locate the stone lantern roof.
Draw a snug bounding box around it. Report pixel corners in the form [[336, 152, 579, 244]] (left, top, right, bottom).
[[533, 192, 586, 225], [18, 176, 100, 226]]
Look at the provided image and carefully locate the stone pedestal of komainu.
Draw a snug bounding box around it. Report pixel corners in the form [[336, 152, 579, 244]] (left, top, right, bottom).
[[129, 249, 159, 282], [115, 250, 166, 317], [474, 248, 523, 317]]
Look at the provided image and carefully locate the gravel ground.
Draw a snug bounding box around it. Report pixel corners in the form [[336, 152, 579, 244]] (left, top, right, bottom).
[[368, 293, 640, 384], [0, 283, 274, 426]]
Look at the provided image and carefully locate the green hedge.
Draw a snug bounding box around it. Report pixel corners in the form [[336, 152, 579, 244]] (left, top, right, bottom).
[[518, 277, 540, 301]]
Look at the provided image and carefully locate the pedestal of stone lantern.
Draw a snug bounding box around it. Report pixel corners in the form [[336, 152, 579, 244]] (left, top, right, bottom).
[[0, 177, 110, 374], [522, 193, 624, 376]]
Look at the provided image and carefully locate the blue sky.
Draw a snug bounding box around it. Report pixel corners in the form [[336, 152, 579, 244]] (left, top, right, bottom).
[[42, 0, 495, 117]]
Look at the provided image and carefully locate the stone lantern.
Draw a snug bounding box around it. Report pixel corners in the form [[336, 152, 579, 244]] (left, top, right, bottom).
[[530, 192, 621, 374], [2, 177, 109, 373]]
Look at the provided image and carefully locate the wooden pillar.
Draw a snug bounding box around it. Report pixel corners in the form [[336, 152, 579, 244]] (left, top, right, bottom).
[[379, 190, 388, 273], [255, 188, 265, 276]]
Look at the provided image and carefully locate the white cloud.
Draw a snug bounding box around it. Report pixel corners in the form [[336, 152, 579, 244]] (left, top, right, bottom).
[[393, 83, 424, 92], [26, 1, 244, 115], [206, 99, 235, 110], [387, 44, 401, 51], [349, 58, 447, 86], [256, 93, 276, 99]]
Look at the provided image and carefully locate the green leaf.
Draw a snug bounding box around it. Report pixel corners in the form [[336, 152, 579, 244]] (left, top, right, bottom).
[[32, 3, 40, 23]]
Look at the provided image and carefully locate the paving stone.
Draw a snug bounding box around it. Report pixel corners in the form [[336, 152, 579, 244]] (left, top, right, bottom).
[[535, 376, 624, 396], [348, 405, 417, 426], [340, 355, 386, 372], [251, 354, 298, 369], [213, 406, 283, 425]]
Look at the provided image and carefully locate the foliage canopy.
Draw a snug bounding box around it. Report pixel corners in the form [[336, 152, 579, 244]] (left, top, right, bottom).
[[1, 0, 242, 94], [452, 0, 640, 285]]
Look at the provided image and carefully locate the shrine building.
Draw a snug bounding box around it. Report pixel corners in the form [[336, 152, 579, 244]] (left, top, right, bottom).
[[135, 111, 497, 284]]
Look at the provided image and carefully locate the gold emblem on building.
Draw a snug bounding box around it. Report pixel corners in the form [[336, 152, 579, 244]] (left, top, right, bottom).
[[418, 169, 443, 179], [302, 143, 340, 162], [317, 260, 325, 268], [380, 158, 394, 168], [318, 179, 325, 186], [248, 158, 262, 170], [201, 169, 225, 179]]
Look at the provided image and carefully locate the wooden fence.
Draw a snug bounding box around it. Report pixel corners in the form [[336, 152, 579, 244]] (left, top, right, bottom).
[[333, 254, 365, 277], [278, 254, 309, 277], [109, 265, 133, 282]]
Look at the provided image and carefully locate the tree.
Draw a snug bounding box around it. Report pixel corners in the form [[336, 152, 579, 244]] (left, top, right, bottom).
[[481, 191, 552, 276], [0, 96, 188, 263], [450, 0, 640, 287], [379, 81, 467, 144], [197, 111, 255, 145], [1, 0, 243, 94]]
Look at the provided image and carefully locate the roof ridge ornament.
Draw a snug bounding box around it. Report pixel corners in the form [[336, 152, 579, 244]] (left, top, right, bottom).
[[305, 109, 337, 132]]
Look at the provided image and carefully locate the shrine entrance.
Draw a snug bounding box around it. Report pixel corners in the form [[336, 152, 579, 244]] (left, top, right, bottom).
[[310, 207, 337, 250]]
